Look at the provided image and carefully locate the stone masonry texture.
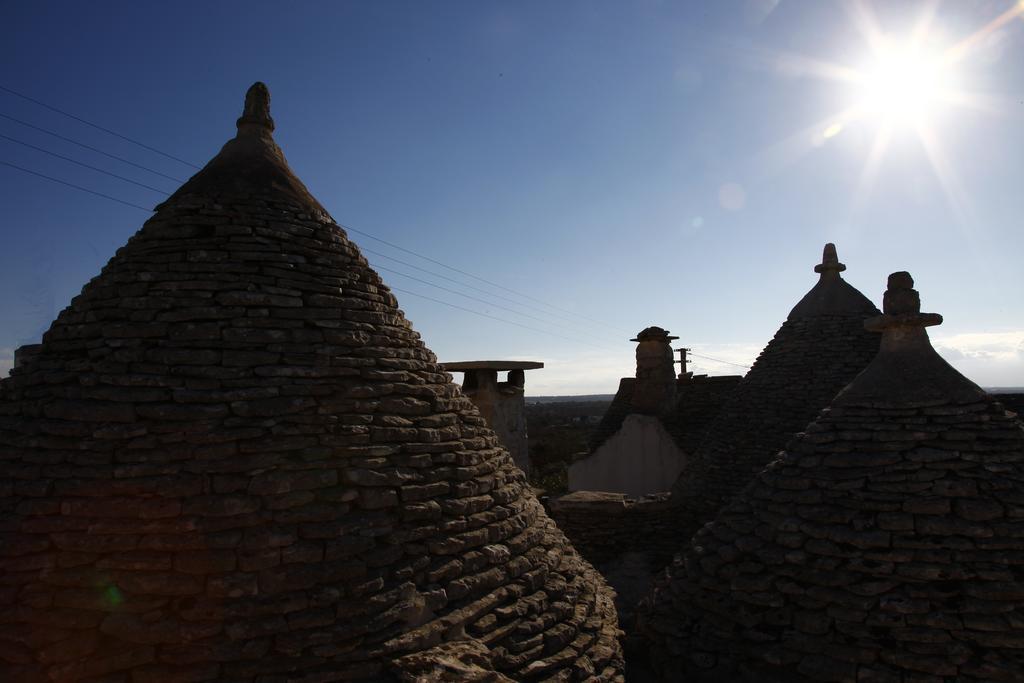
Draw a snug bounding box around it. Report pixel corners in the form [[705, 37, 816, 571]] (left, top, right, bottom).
[[640, 272, 1024, 682], [670, 245, 881, 554], [0, 83, 623, 682]]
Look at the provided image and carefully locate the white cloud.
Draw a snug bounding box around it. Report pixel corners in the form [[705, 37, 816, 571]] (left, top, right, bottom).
[[932, 331, 1024, 388]]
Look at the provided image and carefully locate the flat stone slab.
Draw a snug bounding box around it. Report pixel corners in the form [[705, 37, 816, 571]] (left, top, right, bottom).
[[442, 360, 544, 371]]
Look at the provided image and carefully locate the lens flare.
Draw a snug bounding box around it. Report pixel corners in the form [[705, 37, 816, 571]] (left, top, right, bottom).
[[856, 40, 952, 126]]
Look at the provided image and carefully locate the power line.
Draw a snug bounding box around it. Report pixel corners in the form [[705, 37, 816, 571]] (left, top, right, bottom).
[[388, 286, 615, 351], [4, 153, 748, 369], [0, 133, 171, 194], [0, 109, 618, 339], [1, 161, 154, 212], [0, 159, 607, 345], [0, 112, 186, 182], [0, 87, 632, 337], [0, 84, 626, 335], [364, 244, 623, 337], [362, 245, 566, 318], [0, 84, 200, 170], [0, 163, 608, 350], [339, 221, 629, 334], [0, 161, 611, 349], [371, 261, 620, 341], [688, 350, 751, 370]]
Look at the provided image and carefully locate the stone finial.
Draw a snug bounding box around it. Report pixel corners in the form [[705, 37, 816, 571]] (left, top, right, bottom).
[[236, 82, 275, 133], [882, 271, 918, 315], [814, 243, 846, 274], [835, 270, 985, 404], [787, 243, 878, 320], [865, 271, 942, 333]]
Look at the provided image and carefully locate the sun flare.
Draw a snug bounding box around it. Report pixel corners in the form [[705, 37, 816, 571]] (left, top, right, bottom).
[[750, 0, 1024, 217], [855, 40, 953, 126]]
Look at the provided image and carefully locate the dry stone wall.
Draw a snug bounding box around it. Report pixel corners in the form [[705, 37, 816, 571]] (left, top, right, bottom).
[[0, 83, 623, 682], [547, 492, 678, 570]]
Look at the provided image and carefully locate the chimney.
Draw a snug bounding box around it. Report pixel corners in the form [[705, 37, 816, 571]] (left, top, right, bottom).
[[631, 326, 678, 414]]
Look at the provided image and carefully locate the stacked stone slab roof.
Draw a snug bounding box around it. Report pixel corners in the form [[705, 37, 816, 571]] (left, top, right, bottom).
[[587, 379, 636, 453], [670, 244, 880, 542], [588, 376, 741, 458], [640, 273, 1024, 682], [0, 83, 623, 682]]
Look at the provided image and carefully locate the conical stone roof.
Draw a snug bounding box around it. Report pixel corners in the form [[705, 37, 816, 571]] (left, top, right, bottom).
[[0, 83, 623, 682], [640, 272, 1024, 682], [670, 244, 880, 545]]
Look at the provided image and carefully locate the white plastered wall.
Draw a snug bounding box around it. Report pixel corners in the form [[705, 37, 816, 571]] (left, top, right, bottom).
[[568, 414, 685, 497]]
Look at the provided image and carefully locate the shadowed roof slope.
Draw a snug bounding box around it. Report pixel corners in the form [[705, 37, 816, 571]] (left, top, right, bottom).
[[669, 244, 880, 547], [640, 273, 1024, 682], [586, 376, 741, 459], [0, 83, 622, 682], [787, 243, 876, 320]]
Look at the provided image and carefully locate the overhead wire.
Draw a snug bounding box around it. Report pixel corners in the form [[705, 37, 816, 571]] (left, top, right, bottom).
[[362, 245, 623, 339], [688, 350, 751, 369], [339, 220, 630, 334], [387, 287, 617, 351], [1, 161, 154, 212], [0, 162, 615, 350], [0, 112, 187, 182], [2, 157, 751, 370], [1, 83, 630, 337], [0, 88, 754, 370], [362, 245, 573, 318], [370, 262, 620, 340], [0, 133, 172, 194], [0, 84, 201, 169]]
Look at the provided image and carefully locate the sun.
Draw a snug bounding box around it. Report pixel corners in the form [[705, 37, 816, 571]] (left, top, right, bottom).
[[749, 1, 1024, 217], [855, 39, 953, 127]]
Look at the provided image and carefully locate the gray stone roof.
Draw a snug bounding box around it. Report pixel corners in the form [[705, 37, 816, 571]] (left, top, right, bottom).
[[670, 244, 881, 548], [0, 83, 622, 682], [640, 273, 1024, 682], [585, 375, 741, 458]]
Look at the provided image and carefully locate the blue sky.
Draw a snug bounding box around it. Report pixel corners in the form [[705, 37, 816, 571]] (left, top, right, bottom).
[[1, 0, 1022, 394]]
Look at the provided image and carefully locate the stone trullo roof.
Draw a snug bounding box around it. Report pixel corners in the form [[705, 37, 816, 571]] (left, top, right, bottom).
[[640, 272, 1024, 682], [0, 83, 623, 682], [586, 375, 740, 458], [670, 244, 881, 543]]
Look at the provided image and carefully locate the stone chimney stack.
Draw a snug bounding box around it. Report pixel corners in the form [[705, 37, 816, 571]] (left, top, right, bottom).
[[441, 360, 544, 476], [631, 326, 678, 414]]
